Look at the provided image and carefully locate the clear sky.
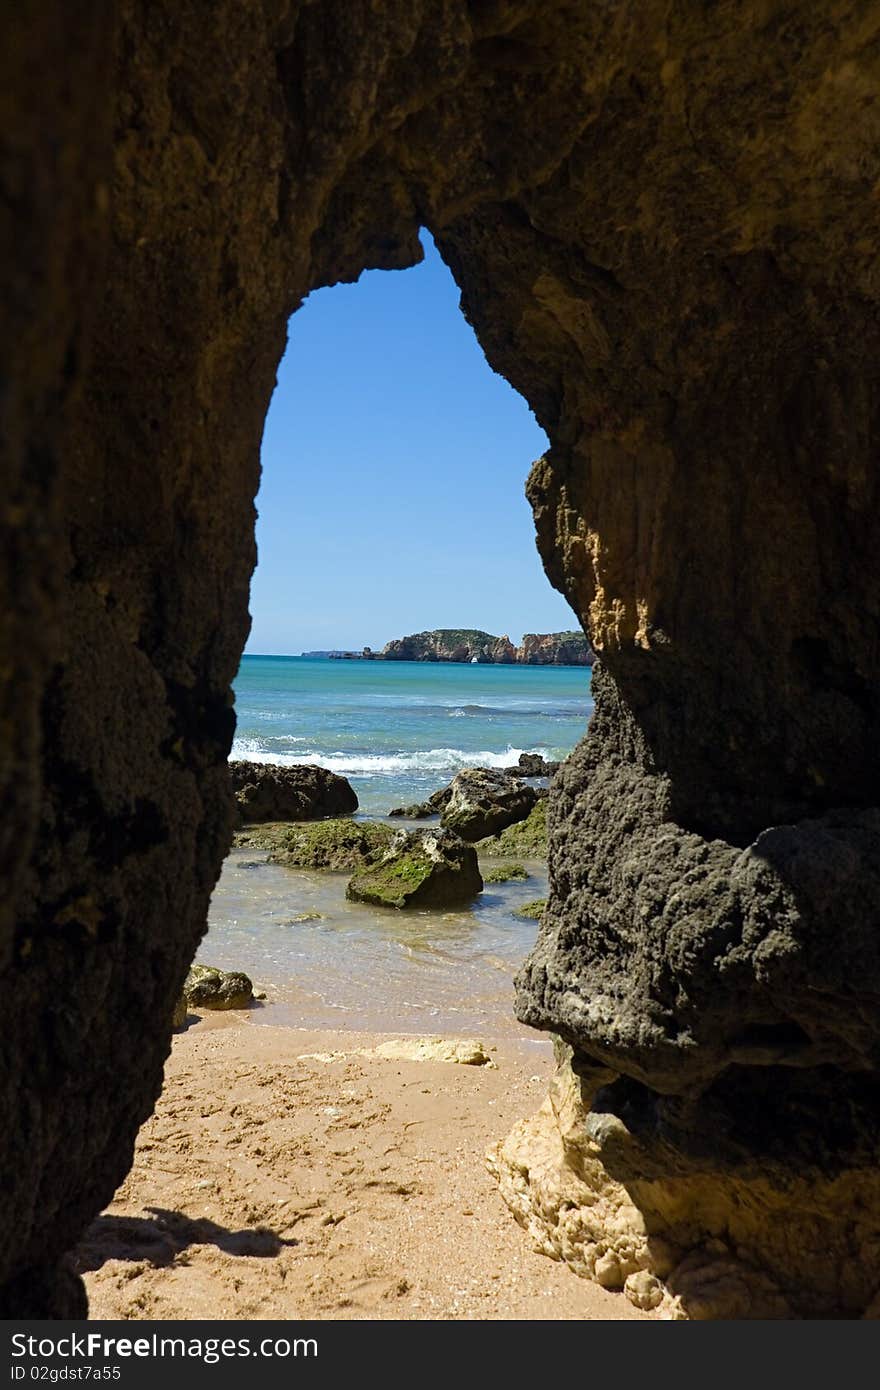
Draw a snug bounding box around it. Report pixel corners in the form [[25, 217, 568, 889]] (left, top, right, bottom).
[[246, 231, 577, 655]]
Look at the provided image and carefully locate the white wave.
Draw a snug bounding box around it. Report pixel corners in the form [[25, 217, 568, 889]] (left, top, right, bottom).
[[229, 743, 540, 775]]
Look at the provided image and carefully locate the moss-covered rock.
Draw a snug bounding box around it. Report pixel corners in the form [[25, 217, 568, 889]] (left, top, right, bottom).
[[482, 862, 529, 883], [346, 828, 482, 910], [183, 964, 253, 1010], [242, 818, 395, 871], [476, 798, 548, 858], [514, 899, 547, 921]]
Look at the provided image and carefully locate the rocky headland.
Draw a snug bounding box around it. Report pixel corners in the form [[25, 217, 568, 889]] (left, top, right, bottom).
[[321, 629, 594, 665]]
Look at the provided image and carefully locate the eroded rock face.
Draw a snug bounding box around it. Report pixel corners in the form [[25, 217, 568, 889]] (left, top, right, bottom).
[[488, 1042, 880, 1319], [4, 0, 880, 1315]]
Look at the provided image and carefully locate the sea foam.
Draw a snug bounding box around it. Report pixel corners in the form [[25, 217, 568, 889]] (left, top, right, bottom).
[[229, 743, 540, 775]]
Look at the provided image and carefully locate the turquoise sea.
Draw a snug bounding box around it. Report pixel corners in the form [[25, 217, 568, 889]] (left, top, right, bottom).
[[230, 655, 593, 815], [202, 656, 593, 1037]]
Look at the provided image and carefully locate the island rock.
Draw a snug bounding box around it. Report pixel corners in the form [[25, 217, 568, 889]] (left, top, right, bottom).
[[375, 628, 593, 665]]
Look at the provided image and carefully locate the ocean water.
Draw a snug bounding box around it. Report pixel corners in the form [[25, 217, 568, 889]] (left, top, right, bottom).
[[230, 655, 592, 814], [202, 849, 551, 1038], [200, 656, 593, 1037]]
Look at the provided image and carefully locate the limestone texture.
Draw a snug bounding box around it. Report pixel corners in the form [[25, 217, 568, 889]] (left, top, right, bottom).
[[440, 768, 538, 842], [367, 1038, 496, 1067], [230, 760, 357, 823], [4, 0, 880, 1317], [346, 829, 482, 909], [488, 1042, 880, 1318]]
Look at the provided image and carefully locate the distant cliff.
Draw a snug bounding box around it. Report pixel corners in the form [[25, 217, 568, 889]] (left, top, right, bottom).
[[376, 628, 594, 665]]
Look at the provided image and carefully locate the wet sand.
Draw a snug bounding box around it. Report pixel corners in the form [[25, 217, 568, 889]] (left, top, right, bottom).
[[76, 1016, 650, 1322]]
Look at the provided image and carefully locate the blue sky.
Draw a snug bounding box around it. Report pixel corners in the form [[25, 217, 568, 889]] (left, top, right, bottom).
[[246, 231, 577, 655]]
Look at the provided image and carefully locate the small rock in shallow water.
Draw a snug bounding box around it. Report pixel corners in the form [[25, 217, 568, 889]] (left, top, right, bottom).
[[514, 899, 547, 921], [282, 911, 324, 923], [346, 828, 482, 909], [183, 963, 253, 1010], [482, 862, 529, 883]]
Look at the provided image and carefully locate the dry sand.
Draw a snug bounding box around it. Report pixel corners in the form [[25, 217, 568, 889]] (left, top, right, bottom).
[[76, 1014, 650, 1321]]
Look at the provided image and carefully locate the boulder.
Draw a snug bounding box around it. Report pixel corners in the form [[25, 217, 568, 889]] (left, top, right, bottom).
[[183, 964, 253, 1010], [476, 798, 548, 859], [346, 828, 482, 909], [230, 760, 357, 823], [439, 768, 538, 842], [264, 818, 395, 871], [388, 802, 436, 819], [515, 752, 561, 778]]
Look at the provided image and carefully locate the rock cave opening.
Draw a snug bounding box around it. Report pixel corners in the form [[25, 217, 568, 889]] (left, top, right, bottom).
[[4, 0, 880, 1320]]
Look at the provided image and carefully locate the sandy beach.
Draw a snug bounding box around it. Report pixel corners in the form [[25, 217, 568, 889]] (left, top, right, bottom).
[[76, 1015, 649, 1322]]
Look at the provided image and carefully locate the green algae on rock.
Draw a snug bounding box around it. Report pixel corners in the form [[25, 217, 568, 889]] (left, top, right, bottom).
[[514, 899, 547, 921], [346, 828, 482, 910], [476, 799, 548, 859], [482, 863, 529, 883], [183, 965, 253, 1011], [240, 819, 395, 871]]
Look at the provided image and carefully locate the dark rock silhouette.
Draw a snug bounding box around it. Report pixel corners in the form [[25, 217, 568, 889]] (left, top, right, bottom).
[[230, 760, 357, 823]]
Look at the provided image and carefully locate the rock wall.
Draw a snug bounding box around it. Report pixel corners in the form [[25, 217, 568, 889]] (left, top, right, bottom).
[[3, 0, 880, 1315]]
